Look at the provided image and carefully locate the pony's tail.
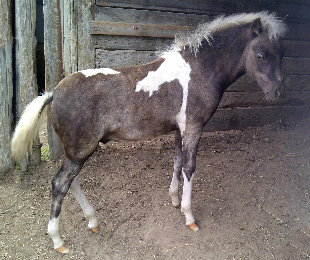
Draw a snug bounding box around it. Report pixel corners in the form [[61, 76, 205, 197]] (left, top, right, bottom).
[[11, 92, 54, 161]]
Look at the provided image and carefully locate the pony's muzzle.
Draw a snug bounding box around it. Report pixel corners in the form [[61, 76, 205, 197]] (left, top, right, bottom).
[[265, 79, 284, 101], [274, 80, 285, 100]]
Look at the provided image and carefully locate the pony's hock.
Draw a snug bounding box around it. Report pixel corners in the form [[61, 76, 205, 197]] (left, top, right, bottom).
[[11, 12, 287, 253]]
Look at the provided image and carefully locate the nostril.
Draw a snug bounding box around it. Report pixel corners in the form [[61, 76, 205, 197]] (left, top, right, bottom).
[[275, 89, 281, 99]]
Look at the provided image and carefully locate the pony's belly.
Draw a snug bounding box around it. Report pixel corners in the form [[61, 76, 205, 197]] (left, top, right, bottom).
[[108, 123, 176, 141]]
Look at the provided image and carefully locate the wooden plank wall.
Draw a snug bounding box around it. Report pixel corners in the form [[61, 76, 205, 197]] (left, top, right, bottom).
[[92, 0, 310, 130]]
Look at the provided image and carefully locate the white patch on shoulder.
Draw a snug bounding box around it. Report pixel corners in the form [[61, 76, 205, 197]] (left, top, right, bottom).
[[136, 51, 191, 96], [78, 68, 120, 77], [135, 50, 191, 135]]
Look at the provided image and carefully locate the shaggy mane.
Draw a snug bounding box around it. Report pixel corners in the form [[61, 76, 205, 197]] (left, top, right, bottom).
[[174, 11, 287, 54]]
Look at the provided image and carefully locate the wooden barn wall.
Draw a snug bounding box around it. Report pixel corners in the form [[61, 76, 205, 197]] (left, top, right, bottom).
[[91, 0, 310, 130]]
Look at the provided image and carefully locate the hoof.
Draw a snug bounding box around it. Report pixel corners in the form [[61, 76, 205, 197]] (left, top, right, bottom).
[[173, 203, 181, 208], [55, 245, 69, 254], [187, 223, 199, 231], [89, 226, 100, 233]]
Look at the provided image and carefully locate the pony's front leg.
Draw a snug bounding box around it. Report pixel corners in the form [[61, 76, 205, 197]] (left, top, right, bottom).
[[48, 159, 82, 254], [180, 126, 202, 231], [169, 130, 182, 207]]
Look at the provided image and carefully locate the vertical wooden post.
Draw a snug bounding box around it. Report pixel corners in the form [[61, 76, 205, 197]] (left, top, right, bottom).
[[62, 0, 94, 74], [62, 0, 78, 76], [0, 0, 13, 174], [15, 0, 40, 171], [77, 0, 95, 70], [43, 0, 64, 161]]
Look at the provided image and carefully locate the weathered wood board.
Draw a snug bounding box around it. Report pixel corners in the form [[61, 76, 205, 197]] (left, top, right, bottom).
[[62, 0, 78, 76], [284, 40, 310, 58], [94, 6, 210, 26], [15, 0, 40, 170], [44, 0, 64, 161], [94, 35, 172, 51], [91, 21, 188, 38], [283, 57, 310, 75], [96, 49, 157, 68], [77, 0, 95, 70], [0, 0, 13, 174]]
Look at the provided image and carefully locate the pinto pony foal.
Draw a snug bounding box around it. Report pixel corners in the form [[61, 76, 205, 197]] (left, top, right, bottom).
[[11, 12, 287, 253]]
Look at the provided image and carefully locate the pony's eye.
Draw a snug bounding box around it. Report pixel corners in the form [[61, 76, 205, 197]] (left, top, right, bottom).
[[256, 52, 264, 59]]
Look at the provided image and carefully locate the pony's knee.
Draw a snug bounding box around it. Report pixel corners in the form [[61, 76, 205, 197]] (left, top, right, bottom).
[[52, 164, 78, 196], [183, 166, 195, 181], [51, 165, 65, 191], [182, 156, 196, 181]]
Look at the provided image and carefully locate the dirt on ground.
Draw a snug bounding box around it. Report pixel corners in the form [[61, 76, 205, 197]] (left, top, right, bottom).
[[0, 119, 310, 260]]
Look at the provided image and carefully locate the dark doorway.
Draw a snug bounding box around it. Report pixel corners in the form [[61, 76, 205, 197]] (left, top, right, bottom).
[[36, 0, 45, 94]]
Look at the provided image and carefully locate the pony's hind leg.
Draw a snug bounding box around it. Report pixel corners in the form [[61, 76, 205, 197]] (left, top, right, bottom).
[[47, 159, 83, 253], [70, 176, 99, 233], [169, 130, 182, 207]]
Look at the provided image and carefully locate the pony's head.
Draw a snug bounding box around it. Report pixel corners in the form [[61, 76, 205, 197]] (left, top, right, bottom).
[[244, 17, 286, 101], [174, 12, 287, 101]]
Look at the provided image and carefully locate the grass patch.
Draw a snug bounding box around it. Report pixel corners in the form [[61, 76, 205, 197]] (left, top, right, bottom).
[[15, 164, 21, 171], [41, 146, 50, 161]]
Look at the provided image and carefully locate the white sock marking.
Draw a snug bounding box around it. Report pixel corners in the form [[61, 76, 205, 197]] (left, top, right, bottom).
[[181, 170, 195, 225], [48, 217, 65, 250], [78, 68, 120, 77], [70, 177, 98, 229]]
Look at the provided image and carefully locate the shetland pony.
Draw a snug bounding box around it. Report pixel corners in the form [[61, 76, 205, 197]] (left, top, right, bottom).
[[11, 12, 287, 253]]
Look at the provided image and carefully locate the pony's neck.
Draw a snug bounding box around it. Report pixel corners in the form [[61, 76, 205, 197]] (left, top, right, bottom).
[[187, 24, 250, 92]]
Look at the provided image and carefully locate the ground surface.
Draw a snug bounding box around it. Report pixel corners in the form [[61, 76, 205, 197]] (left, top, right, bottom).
[[0, 119, 310, 260]]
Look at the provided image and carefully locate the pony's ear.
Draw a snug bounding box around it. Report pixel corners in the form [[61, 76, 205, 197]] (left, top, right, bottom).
[[251, 18, 262, 38]]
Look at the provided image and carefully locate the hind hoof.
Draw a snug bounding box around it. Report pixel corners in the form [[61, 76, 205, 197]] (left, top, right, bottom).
[[173, 202, 181, 208], [187, 223, 199, 231], [90, 226, 100, 233], [55, 245, 69, 254]]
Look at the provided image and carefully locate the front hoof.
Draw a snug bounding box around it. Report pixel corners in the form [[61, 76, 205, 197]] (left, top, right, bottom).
[[187, 223, 199, 231], [89, 226, 100, 233], [55, 245, 69, 254]]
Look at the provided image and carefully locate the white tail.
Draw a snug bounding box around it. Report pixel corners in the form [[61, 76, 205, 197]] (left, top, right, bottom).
[[11, 92, 53, 161]]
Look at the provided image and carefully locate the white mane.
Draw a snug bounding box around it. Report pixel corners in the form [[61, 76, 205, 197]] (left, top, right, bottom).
[[174, 11, 287, 54]]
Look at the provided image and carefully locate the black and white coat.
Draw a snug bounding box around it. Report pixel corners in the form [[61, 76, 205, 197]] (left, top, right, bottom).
[[11, 11, 287, 253]]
